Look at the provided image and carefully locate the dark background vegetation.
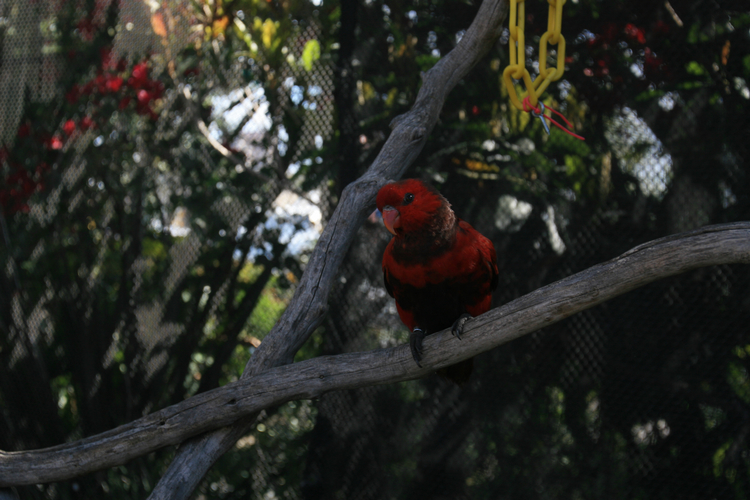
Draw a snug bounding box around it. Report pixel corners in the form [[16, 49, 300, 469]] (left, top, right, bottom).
[[1, 0, 749, 498]]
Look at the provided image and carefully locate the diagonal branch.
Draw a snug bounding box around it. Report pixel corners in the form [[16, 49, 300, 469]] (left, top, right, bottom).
[[242, 0, 509, 375], [145, 1, 509, 498], [2, 222, 749, 486]]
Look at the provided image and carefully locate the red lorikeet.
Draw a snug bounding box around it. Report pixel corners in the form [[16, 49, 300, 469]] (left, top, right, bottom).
[[376, 179, 498, 383]]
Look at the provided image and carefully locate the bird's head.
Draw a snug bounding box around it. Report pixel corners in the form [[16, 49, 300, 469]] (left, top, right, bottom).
[[376, 179, 449, 236]]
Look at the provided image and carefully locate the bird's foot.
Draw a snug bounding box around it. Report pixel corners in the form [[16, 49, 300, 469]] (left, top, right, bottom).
[[451, 313, 473, 340], [410, 327, 426, 367]]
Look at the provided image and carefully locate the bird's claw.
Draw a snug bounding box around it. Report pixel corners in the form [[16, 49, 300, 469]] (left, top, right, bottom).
[[451, 313, 473, 340], [410, 328, 425, 367]]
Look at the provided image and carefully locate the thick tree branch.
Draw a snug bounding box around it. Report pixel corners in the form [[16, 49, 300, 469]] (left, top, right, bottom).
[[243, 0, 508, 374], [146, 1, 509, 497], [2, 222, 749, 486]]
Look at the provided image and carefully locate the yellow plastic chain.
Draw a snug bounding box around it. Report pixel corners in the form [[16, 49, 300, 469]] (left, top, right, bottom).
[[503, 0, 567, 112]]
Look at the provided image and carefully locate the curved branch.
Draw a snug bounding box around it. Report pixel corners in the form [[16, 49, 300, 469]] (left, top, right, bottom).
[[2, 222, 749, 486]]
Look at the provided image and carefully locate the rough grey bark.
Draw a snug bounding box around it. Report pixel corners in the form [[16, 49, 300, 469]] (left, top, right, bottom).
[[1, 222, 749, 486]]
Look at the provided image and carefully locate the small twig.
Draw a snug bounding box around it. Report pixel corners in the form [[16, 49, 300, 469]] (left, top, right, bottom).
[[664, 1, 684, 27]]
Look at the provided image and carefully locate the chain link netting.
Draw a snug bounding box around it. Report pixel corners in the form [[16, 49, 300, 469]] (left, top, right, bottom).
[[1, 1, 749, 499]]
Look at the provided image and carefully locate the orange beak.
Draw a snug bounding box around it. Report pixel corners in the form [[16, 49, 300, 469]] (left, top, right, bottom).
[[381, 206, 401, 236]]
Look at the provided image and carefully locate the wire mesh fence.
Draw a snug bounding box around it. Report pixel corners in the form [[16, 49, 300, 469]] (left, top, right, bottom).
[[1, 0, 749, 499]]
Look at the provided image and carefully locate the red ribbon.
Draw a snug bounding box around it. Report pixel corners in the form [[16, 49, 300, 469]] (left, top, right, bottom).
[[522, 96, 585, 141]]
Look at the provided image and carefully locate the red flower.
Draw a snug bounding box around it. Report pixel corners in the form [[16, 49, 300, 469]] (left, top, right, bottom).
[[63, 120, 76, 136], [105, 75, 123, 93], [49, 136, 64, 150], [624, 23, 646, 44], [137, 89, 152, 104], [95, 74, 107, 93], [129, 62, 150, 88], [0, 162, 44, 214], [80, 116, 95, 130]]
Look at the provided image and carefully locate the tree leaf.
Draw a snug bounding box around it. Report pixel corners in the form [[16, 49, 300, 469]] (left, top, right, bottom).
[[262, 19, 277, 48], [301, 39, 320, 71]]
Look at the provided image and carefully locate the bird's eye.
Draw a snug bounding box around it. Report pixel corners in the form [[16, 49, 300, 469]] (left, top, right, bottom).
[[403, 193, 414, 205]]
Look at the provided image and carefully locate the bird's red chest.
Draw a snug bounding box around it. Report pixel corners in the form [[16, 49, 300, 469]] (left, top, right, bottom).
[[382, 238, 481, 289], [382, 227, 496, 334]]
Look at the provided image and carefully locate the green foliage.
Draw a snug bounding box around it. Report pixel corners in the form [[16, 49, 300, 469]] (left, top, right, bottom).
[[246, 275, 291, 339], [301, 39, 321, 71], [0, 0, 325, 496]]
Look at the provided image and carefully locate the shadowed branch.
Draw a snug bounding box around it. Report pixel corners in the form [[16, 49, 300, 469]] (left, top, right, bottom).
[[2, 221, 749, 486]]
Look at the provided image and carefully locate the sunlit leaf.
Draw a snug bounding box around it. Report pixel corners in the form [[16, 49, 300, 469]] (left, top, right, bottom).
[[262, 19, 277, 49], [212, 16, 229, 37], [301, 39, 320, 71]]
